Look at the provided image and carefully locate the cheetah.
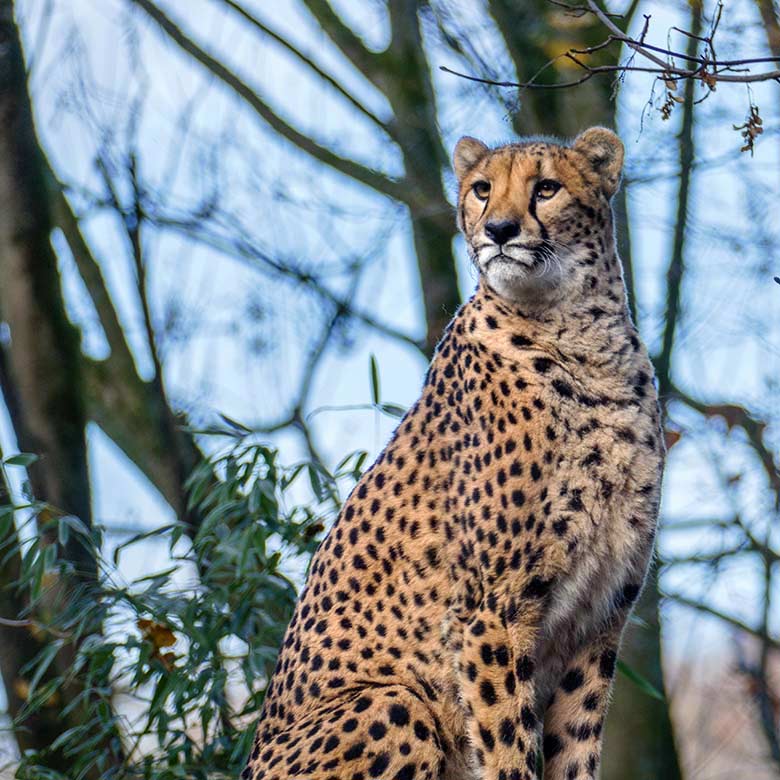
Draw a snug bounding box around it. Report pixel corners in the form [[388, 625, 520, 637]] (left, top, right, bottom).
[[242, 127, 664, 780]]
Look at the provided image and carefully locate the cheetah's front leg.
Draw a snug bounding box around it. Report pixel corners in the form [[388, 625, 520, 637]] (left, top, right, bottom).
[[459, 603, 544, 780], [540, 627, 622, 780]]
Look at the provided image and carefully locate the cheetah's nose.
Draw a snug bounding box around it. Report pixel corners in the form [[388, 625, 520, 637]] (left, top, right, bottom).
[[484, 220, 520, 245]]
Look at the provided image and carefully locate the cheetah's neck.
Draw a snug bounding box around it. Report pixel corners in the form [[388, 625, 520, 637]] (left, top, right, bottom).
[[462, 263, 646, 390]]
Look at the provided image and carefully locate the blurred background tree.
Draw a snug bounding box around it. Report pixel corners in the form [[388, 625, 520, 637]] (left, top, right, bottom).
[[0, 0, 779, 777]]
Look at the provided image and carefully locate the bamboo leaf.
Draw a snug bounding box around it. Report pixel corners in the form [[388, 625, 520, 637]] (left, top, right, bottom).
[[617, 659, 665, 701], [3, 452, 38, 467], [369, 354, 380, 405]]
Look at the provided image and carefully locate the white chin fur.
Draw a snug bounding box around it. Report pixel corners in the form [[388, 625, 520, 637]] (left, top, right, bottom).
[[477, 249, 561, 304]]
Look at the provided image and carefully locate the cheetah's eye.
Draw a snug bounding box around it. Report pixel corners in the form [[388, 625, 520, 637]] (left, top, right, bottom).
[[535, 179, 562, 200], [472, 180, 491, 201]]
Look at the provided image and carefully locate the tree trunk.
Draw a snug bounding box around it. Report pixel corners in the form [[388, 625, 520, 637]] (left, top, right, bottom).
[[0, 0, 92, 564], [0, 447, 69, 763], [0, 3, 120, 771], [382, 0, 461, 353], [50, 184, 201, 522]]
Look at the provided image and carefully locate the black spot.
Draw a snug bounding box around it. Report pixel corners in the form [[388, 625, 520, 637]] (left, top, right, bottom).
[[369, 753, 391, 777], [522, 576, 551, 599], [561, 669, 585, 692], [552, 378, 573, 398], [512, 334, 532, 348], [395, 764, 417, 780], [583, 692, 599, 711], [543, 733, 563, 760], [511, 490, 525, 507], [480, 680, 498, 706], [389, 704, 410, 727], [369, 721, 387, 740], [486, 316, 498, 329], [533, 357, 553, 373], [480, 726, 495, 751], [599, 649, 617, 679], [413, 720, 430, 741], [574, 723, 593, 741], [516, 655, 535, 681], [552, 518, 569, 537], [614, 583, 641, 610], [344, 742, 365, 761], [499, 718, 516, 746], [520, 706, 536, 731]]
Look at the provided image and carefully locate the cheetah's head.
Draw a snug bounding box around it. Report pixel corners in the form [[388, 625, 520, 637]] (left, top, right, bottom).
[[453, 127, 624, 307]]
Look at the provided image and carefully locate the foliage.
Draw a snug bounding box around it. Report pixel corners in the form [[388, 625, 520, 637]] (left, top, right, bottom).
[[3, 438, 364, 779], [2, 429, 674, 779]]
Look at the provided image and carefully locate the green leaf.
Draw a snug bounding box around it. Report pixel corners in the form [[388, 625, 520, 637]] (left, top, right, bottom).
[[59, 515, 90, 544], [617, 659, 665, 701], [27, 640, 63, 701], [4, 452, 38, 467], [627, 612, 651, 630], [307, 464, 323, 501], [0, 506, 14, 541], [113, 523, 182, 566], [369, 354, 380, 405], [218, 413, 253, 436], [354, 451, 368, 474], [58, 518, 70, 547], [378, 402, 406, 419]]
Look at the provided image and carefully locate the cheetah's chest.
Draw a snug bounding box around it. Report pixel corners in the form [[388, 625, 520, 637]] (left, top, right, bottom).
[[532, 410, 662, 703]]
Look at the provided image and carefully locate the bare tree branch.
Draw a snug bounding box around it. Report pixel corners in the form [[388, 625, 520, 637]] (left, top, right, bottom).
[[151, 212, 426, 354], [51, 182, 137, 376], [129, 0, 406, 202], [220, 0, 392, 136], [664, 592, 780, 652], [670, 385, 780, 500], [300, 0, 386, 90], [585, 0, 780, 83], [442, 0, 780, 97], [655, 6, 699, 400]]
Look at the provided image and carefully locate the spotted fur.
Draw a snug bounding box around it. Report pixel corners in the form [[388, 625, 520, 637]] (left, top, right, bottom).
[[242, 127, 663, 780]]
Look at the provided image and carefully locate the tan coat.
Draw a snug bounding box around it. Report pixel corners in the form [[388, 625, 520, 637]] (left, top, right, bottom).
[[243, 128, 663, 780]]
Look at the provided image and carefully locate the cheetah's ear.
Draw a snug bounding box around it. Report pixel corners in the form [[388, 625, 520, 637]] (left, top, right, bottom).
[[573, 127, 624, 198], [453, 137, 489, 180]]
